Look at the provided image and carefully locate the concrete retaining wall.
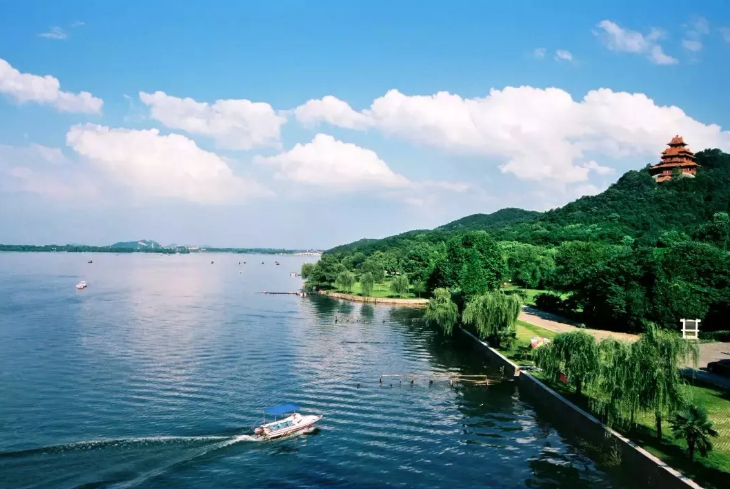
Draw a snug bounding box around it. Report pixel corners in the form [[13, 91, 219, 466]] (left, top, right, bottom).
[[519, 373, 702, 489], [457, 327, 519, 377], [458, 328, 703, 489]]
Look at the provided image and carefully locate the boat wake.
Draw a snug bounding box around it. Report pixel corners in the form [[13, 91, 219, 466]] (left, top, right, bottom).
[[0, 435, 244, 459], [0, 433, 264, 489]]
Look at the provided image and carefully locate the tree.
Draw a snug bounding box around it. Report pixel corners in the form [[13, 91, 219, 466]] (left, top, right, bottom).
[[424, 288, 459, 335], [390, 274, 410, 297], [427, 231, 505, 294], [307, 254, 346, 290], [669, 405, 718, 461], [461, 291, 521, 345], [533, 331, 599, 397], [412, 280, 427, 298], [632, 323, 698, 441], [360, 272, 375, 297], [300, 262, 315, 279], [592, 338, 640, 428], [362, 254, 386, 283], [336, 271, 355, 292]]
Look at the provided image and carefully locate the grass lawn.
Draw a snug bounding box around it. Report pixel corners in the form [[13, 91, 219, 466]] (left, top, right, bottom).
[[497, 320, 557, 365], [536, 373, 730, 488], [333, 279, 418, 299], [502, 285, 547, 305]]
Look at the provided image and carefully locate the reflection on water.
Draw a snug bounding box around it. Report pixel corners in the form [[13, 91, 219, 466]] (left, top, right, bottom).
[[0, 253, 637, 489]]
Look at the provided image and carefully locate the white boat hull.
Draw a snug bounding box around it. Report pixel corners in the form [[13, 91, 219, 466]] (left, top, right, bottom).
[[256, 413, 322, 440]]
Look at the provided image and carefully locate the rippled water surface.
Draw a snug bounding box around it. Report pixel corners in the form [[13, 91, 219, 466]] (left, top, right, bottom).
[[0, 253, 636, 488]]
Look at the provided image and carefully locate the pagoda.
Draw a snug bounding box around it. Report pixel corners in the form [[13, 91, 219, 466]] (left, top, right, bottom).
[[649, 135, 699, 183]]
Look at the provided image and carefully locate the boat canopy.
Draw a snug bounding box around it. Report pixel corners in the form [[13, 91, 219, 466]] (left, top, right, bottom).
[[265, 403, 299, 415]]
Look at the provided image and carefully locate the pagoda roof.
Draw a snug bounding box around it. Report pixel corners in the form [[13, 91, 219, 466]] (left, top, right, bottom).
[[668, 135, 687, 146]]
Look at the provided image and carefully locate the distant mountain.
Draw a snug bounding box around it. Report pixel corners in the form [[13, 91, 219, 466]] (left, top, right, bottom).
[[437, 208, 542, 232], [110, 240, 162, 250]]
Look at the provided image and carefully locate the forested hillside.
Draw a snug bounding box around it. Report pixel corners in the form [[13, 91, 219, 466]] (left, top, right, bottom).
[[437, 208, 542, 232], [310, 149, 730, 333]]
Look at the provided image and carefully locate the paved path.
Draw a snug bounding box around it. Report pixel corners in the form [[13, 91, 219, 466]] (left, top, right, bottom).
[[519, 306, 730, 391]]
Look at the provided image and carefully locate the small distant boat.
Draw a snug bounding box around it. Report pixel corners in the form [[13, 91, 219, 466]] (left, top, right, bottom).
[[261, 261, 264, 264], [211, 261, 214, 264], [76, 281, 87, 290], [253, 404, 322, 440], [87, 260, 93, 264], [275, 261, 280, 266]]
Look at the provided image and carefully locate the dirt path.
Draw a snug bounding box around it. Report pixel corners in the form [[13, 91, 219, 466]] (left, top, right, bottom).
[[519, 306, 638, 342]]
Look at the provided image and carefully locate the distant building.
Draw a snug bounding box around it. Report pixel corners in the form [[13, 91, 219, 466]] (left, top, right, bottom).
[[649, 135, 699, 183]]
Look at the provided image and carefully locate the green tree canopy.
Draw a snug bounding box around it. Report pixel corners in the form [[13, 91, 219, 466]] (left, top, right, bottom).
[[424, 288, 459, 335], [390, 274, 410, 297], [360, 272, 375, 297], [461, 291, 521, 344]]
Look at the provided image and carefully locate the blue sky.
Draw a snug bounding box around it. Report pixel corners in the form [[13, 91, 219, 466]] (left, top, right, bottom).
[[1, 1, 729, 248]]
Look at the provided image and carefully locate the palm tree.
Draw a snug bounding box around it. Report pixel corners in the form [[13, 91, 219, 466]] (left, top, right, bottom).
[[424, 288, 459, 335], [669, 405, 718, 461]]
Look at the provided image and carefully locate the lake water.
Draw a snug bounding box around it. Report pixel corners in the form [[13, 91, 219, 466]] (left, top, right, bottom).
[[0, 253, 637, 489]]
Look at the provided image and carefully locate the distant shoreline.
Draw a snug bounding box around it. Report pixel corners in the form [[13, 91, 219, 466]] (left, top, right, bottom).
[[317, 290, 428, 308], [0, 245, 322, 256]]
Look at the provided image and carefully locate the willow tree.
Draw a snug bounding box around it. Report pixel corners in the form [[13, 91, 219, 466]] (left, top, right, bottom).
[[336, 271, 355, 292], [424, 288, 459, 335], [591, 338, 640, 427], [533, 331, 599, 397], [390, 274, 410, 297], [632, 323, 699, 441], [360, 272, 375, 297], [461, 291, 521, 345]]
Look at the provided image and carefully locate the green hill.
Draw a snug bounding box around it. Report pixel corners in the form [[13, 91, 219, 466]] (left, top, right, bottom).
[[329, 148, 730, 254], [317, 149, 730, 333], [437, 208, 542, 232], [110, 240, 162, 250]]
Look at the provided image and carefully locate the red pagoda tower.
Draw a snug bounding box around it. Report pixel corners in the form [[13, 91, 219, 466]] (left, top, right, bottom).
[[649, 135, 699, 183]]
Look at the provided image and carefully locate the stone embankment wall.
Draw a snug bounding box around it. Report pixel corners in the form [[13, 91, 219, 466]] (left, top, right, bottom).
[[458, 328, 704, 489], [317, 291, 429, 307]]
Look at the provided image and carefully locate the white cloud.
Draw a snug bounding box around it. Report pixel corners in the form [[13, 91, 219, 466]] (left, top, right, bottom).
[[38, 27, 68, 40], [683, 17, 709, 52], [255, 133, 410, 190], [721, 27, 730, 43], [139, 91, 286, 150], [0, 144, 93, 199], [66, 124, 272, 204], [292, 87, 730, 185], [595, 20, 678, 65], [583, 160, 614, 175], [533, 48, 547, 59], [555, 49, 573, 61], [0, 57, 103, 113], [682, 39, 703, 52], [293, 95, 373, 130], [71, 21, 85, 28]]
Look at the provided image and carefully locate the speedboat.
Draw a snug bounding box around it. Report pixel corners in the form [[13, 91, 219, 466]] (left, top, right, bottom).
[[76, 281, 87, 290], [253, 403, 322, 440]]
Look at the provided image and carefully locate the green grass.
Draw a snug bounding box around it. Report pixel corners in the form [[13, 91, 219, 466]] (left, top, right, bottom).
[[333, 279, 419, 299], [497, 320, 557, 365], [534, 373, 730, 488], [502, 285, 547, 305]]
